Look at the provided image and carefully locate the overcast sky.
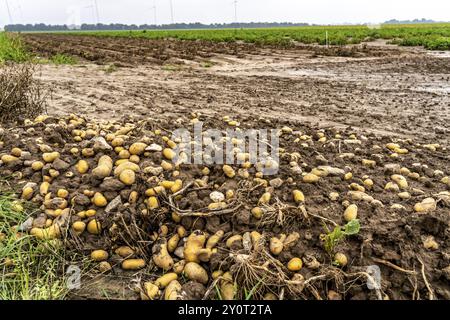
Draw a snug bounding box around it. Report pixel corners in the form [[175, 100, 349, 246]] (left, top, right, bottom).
[[0, 0, 449, 27]]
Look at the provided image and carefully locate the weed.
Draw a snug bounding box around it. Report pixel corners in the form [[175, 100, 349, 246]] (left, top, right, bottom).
[[322, 219, 361, 255]]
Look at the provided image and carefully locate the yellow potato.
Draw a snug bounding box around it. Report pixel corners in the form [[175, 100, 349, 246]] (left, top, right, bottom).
[[114, 161, 140, 176], [152, 239, 174, 271], [119, 169, 136, 185], [184, 262, 209, 285], [184, 231, 206, 263], [92, 155, 113, 179], [223, 165, 236, 178], [76, 160, 89, 174], [115, 246, 134, 258], [303, 173, 320, 183], [162, 148, 176, 160], [287, 258, 303, 271], [91, 250, 109, 262], [92, 192, 107, 207], [122, 258, 146, 270], [164, 280, 181, 300], [30, 225, 60, 240], [129, 142, 147, 155], [42, 152, 60, 163], [87, 219, 102, 235], [293, 190, 305, 203], [155, 273, 178, 288], [343, 204, 358, 222], [31, 161, 44, 171]]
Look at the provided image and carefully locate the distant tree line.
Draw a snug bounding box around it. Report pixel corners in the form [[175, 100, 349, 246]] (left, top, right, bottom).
[[5, 22, 311, 32]]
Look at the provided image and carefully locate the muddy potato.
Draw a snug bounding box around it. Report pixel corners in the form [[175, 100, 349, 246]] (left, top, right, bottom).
[[119, 169, 136, 185], [206, 230, 224, 249], [164, 280, 182, 300], [343, 204, 358, 222], [334, 252, 348, 267], [92, 155, 113, 179], [184, 262, 209, 285], [91, 249, 109, 262], [220, 272, 235, 300], [142, 282, 159, 300], [122, 258, 146, 270], [270, 237, 284, 255], [184, 231, 207, 263], [226, 234, 243, 248], [152, 239, 174, 271], [99, 261, 112, 273]]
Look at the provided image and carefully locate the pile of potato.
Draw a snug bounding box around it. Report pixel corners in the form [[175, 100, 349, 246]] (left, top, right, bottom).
[[0, 113, 449, 300]]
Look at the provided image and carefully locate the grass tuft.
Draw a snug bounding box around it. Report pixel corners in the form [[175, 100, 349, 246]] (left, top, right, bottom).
[[0, 33, 30, 63]]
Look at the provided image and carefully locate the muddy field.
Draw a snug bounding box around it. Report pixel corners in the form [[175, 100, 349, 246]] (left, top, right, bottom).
[[0, 34, 449, 300]]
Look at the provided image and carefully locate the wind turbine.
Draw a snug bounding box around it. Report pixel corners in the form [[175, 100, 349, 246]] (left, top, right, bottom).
[[169, 0, 174, 24], [150, 1, 157, 26], [84, 4, 96, 24], [4, 0, 13, 24], [93, 0, 100, 24], [233, 0, 238, 23]]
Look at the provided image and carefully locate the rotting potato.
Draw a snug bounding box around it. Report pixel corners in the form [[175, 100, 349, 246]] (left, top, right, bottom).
[[184, 262, 209, 285]]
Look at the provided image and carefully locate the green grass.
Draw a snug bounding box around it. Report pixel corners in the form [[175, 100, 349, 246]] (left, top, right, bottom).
[[0, 192, 74, 300], [59, 23, 450, 50], [0, 33, 29, 63], [49, 53, 77, 65]]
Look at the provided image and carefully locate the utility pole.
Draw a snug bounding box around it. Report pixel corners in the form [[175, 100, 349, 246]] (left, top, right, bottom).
[[169, 0, 174, 24], [151, 1, 157, 26], [5, 0, 13, 24], [93, 0, 100, 24]]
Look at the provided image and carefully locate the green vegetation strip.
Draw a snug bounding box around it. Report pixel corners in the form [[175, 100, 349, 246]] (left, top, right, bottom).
[[64, 23, 450, 50], [0, 191, 73, 300]]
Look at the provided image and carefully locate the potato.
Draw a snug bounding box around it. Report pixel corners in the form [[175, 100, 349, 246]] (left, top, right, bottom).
[[334, 252, 348, 267], [30, 225, 60, 240], [129, 142, 147, 155], [250, 231, 263, 250], [184, 231, 206, 263], [119, 169, 136, 185], [223, 165, 236, 178], [184, 262, 209, 285], [206, 230, 224, 249], [270, 237, 283, 255], [197, 248, 213, 262], [72, 221, 86, 234], [170, 179, 183, 193], [283, 232, 300, 249], [167, 234, 180, 253], [92, 192, 107, 207], [21, 186, 34, 200], [92, 155, 113, 179], [114, 161, 140, 176], [391, 174, 408, 189], [122, 258, 146, 270], [155, 273, 178, 288], [31, 161, 44, 171], [57, 189, 69, 199], [343, 204, 358, 222], [363, 179, 374, 188], [142, 282, 159, 300], [344, 172, 353, 181], [164, 280, 182, 300], [173, 260, 186, 274], [162, 148, 176, 160], [362, 159, 376, 167], [220, 272, 235, 300], [258, 192, 271, 205], [147, 196, 159, 209], [293, 190, 305, 203], [11, 147, 22, 157], [423, 236, 439, 250], [115, 246, 135, 258], [161, 160, 173, 171], [42, 152, 60, 163], [152, 239, 174, 271], [251, 207, 263, 219], [76, 160, 89, 174], [414, 197, 436, 213], [303, 173, 320, 183], [1, 154, 19, 164], [91, 250, 109, 262], [226, 235, 243, 248], [287, 258, 303, 271], [87, 219, 102, 235]]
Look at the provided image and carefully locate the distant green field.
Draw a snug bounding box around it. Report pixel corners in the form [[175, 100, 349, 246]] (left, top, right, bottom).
[[62, 23, 450, 50]]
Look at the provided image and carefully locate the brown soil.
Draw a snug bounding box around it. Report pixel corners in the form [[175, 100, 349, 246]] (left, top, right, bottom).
[[0, 34, 448, 300]]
